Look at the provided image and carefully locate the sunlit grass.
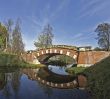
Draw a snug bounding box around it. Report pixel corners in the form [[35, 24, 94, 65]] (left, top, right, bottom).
[[66, 67, 86, 75]]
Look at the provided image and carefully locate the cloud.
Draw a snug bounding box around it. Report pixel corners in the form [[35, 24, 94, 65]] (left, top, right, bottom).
[[78, 0, 110, 19], [72, 33, 98, 47], [72, 33, 83, 39], [73, 33, 94, 42], [22, 0, 108, 50], [71, 25, 98, 43], [81, 0, 100, 12], [25, 0, 71, 34], [50, 0, 70, 20]]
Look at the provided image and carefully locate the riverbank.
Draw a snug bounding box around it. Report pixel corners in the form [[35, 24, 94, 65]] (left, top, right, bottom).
[[66, 56, 110, 99], [66, 67, 86, 75], [0, 53, 45, 68], [84, 56, 110, 99]]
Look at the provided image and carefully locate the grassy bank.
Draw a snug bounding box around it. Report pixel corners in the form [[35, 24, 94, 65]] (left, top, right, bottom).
[[84, 56, 110, 99], [0, 53, 45, 68], [66, 67, 86, 75], [66, 56, 110, 99]]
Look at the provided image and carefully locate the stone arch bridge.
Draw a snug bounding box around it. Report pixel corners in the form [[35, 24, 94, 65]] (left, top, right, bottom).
[[22, 45, 110, 67]]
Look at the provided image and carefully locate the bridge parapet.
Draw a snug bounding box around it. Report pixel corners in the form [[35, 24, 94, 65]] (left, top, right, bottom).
[[77, 51, 110, 67], [37, 45, 77, 51]]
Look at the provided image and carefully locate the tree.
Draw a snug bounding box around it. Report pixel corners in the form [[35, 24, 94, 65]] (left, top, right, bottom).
[[12, 19, 24, 55], [5, 19, 13, 52], [0, 22, 8, 51], [94, 47, 102, 51], [34, 24, 54, 49], [95, 23, 110, 51]]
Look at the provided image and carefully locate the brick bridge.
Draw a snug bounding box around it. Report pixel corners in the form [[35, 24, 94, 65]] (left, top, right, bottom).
[[22, 45, 110, 67]]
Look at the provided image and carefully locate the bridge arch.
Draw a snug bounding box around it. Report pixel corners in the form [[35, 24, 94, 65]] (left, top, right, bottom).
[[34, 47, 78, 64]]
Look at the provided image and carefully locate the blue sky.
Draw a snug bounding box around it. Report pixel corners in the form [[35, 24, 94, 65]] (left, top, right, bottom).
[[0, 0, 110, 50]]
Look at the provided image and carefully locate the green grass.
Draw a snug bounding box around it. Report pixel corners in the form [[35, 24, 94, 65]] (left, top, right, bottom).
[[66, 67, 86, 75], [84, 56, 110, 99], [0, 53, 45, 68]]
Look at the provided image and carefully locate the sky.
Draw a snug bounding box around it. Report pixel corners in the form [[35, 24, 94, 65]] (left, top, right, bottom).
[[0, 0, 110, 50]]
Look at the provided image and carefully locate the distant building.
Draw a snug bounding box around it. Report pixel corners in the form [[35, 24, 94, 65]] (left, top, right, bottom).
[[78, 46, 92, 51]]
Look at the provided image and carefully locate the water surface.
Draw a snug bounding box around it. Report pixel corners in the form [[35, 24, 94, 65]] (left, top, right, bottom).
[[0, 67, 90, 99]]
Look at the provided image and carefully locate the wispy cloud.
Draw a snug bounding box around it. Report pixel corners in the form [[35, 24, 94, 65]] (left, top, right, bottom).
[[72, 32, 94, 42], [26, 0, 71, 34], [78, 0, 110, 20], [70, 24, 98, 44], [81, 0, 100, 12], [72, 33, 83, 40], [50, 0, 70, 20], [31, 0, 70, 27], [22, 0, 109, 50]]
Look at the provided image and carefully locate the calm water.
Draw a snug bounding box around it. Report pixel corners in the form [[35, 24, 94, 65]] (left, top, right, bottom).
[[0, 67, 90, 99], [48, 65, 68, 75]]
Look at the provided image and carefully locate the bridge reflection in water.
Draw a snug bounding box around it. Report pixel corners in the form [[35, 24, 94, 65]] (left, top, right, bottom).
[[0, 67, 90, 99], [22, 67, 78, 89]]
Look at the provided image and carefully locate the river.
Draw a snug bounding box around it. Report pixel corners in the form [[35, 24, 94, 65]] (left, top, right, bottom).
[[0, 67, 90, 99]]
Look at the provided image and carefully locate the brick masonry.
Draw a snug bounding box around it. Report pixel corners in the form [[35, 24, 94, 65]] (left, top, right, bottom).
[[22, 47, 110, 67]]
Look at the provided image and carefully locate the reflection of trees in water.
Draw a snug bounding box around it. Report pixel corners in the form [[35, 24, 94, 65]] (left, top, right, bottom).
[[0, 69, 22, 98], [38, 82, 53, 98], [0, 73, 6, 90], [22, 68, 53, 98], [12, 70, 22, 97], [0, 73, 10, 98], [3, 82, 11, 99], [59, 66, 63, 70]]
